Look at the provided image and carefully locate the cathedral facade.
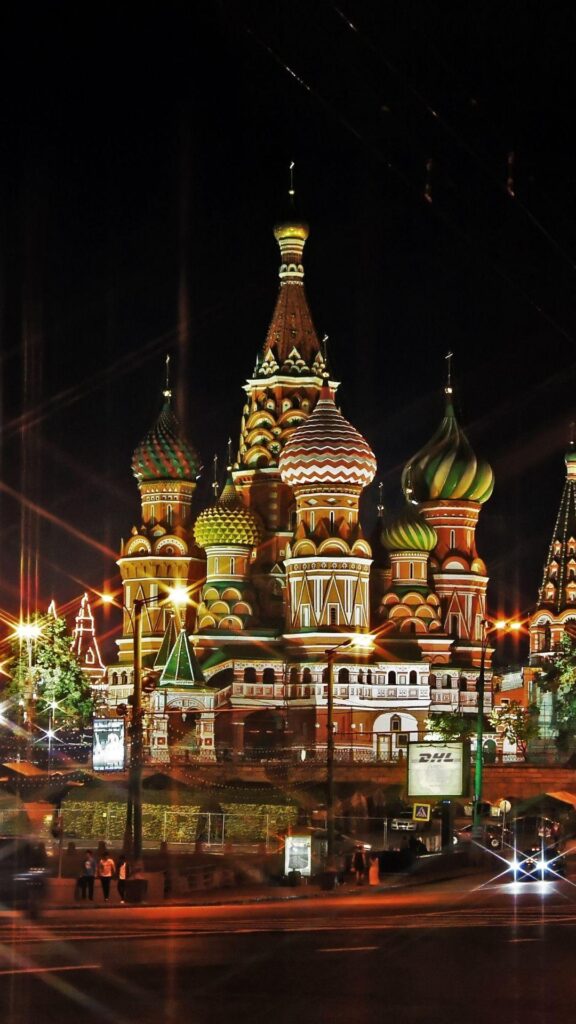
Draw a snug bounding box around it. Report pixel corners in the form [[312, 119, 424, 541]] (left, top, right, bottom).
[[104, 195, 495, 763]]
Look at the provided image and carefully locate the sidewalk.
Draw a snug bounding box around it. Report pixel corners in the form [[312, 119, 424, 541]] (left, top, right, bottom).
[[45, 852, 483, 910]]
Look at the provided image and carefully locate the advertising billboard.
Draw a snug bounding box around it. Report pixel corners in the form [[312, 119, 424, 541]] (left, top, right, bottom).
[[93, 719, 125, 771], [407, 742, 465, 797], [284, 834, 312, 877]]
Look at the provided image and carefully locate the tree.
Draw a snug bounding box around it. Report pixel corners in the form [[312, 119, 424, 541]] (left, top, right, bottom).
[[8, 613, 93, 727], [425, 711, 476, 742], [536, 634, 576, 751], [489, 701, 539, 760]]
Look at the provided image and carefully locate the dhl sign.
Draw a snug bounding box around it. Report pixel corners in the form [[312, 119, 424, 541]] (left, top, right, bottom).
[[407, 742, 465, 798]]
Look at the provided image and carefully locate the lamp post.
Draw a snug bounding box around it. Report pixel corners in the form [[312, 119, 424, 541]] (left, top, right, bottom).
[[472, 619, 490, 840], [324, 635, 374, 874], [472, 618, 522, 840], [103, 585, 189, 868], [14, 621, 42, 762]]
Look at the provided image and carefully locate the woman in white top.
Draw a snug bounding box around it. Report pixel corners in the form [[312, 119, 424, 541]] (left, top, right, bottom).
[[117, 853, 129, 904]]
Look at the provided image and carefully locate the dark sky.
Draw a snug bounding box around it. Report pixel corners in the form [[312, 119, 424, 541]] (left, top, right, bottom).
[[2, 1, 576, 660]]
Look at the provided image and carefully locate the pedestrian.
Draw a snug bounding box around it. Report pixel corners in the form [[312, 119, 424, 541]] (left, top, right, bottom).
[[368, 853, 380, 886], [98, 850, 116, 902], [353, 845, 366, 885], [117, 853, 129, 904], [78, 849, 96, 901]]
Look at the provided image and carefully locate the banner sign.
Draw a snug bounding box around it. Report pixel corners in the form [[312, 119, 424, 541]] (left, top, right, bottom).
[[93, 719, 125, 771], [284, 834, 312, 877], [407, 742, 465, 797]]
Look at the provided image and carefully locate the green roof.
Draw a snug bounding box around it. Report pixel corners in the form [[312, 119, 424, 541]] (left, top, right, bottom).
[[154, 615, 178, 670], [160, 629, 206, 688]]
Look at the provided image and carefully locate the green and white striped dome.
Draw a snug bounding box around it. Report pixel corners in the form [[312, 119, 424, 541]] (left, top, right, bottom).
[[381, 505, 437, 552], [402, 395, 494, 504]]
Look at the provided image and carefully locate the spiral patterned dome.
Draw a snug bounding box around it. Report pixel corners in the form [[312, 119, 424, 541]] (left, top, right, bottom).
[[279, 385, 377, 488], [381, 505, 437, 553], [401, 396, 494, 504], [194, 475, 263, 548], [132, 398, 202, 483]]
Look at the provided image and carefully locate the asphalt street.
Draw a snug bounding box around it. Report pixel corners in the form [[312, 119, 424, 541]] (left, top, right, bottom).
[[2, 874, 575, 1024]]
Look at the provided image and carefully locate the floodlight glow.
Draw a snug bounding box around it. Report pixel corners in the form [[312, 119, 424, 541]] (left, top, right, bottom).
[[14, 622, 42, 641], [350, 634, 374, 650], [167, 585, 190, 607]]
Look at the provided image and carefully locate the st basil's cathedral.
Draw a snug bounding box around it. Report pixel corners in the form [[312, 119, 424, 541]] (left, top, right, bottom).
[[103, 190, 496, 764]]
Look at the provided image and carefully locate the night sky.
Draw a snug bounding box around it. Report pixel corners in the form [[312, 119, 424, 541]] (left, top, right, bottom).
[[1, 2, 576, 663]]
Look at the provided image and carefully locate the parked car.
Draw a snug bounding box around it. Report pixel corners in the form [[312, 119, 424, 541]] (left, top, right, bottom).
[[512, 843, 566, 882], [454, 823, 511, 850], [0, 838, 50, 918], [390, 812, 417, 832]]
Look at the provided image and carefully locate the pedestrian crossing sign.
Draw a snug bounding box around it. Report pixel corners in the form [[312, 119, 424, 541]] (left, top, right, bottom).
[[412, 803, 431, 822]]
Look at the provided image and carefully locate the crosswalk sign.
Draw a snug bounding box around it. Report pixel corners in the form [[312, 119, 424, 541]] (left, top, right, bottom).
[[412, 803, 431, 822]]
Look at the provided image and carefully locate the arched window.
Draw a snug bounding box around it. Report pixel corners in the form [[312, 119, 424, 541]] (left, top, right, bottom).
[[121, 671, 128, 686], [289, 668, 300, 685], [366, 669, 373, 684], [445, 674, 452, 689], [388, 670, 397, 686], [391, 715, 401, 732], [263, 667, 276, 685], [544, 623, 552, 650], [166, 505, 173, 527], [244, 667, 257, 684], [459, 676, 467, 692], [303, 668, 312, 684], [338, 667, 350, 685], [429, 673, 436, 688], [409, 670, 417, 686]]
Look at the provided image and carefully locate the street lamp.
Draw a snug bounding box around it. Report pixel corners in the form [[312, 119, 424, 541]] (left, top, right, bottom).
[[325, 634, 374, 875], [103, 585, 190, 868], [472, 618, 522, 840], [13, 620, 42, 759]]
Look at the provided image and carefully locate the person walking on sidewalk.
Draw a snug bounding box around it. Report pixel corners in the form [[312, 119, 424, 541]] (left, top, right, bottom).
[[78, 850, 96, 901], [353, 845, 366, 885], [98, 850, 116, 902], [117, 853, 129, 904]]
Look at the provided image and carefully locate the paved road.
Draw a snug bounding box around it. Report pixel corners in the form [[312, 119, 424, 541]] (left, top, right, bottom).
[[2, 874, 576, 1024]]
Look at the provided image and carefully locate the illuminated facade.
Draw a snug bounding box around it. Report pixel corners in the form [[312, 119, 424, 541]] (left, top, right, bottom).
[[105, 194, 496, 762], [528, 440, 576, 738]]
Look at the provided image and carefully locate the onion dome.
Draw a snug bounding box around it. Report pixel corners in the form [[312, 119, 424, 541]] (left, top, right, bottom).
[[402, 393, 494, 504], [279, 383, 377, 488], [132, 394, 202, 483], [194, 474, 263, 548], [381, 505, 438, 553]]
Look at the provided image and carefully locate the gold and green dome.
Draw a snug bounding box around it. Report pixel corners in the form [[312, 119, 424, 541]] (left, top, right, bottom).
[[194, 475, 263, 549], [401, 395, 494, 504], [132, 398, 202, 483], [381, 505, 437, 553]]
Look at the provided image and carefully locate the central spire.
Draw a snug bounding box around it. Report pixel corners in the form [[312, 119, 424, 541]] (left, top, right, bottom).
[[260, 165, 321, 370]]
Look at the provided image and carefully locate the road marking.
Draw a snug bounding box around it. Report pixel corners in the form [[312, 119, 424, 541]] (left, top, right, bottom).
[[317, 946, 378, 953], [0, 964, 101, 976]]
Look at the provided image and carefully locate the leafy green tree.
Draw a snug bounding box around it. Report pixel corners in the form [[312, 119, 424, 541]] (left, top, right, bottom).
[[425, 711, 476, 742], [8, 614, 93, 727], [489, 701, 539, 760]]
